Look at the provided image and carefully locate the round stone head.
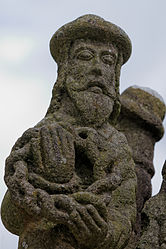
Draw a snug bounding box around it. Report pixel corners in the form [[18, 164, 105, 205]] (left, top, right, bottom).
[[48, 15, 132, 125], [120, 86, 166, 141]]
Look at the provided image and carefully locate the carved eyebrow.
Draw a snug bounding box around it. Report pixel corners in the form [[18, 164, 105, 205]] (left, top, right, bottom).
[[101, 50, 117, 57], [74, 46, 95, 55]]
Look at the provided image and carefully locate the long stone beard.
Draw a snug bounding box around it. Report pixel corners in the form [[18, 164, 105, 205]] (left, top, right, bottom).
[[71, 90, 114, 126]]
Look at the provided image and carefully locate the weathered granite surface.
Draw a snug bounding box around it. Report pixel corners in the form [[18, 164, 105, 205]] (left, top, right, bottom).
[[117, 86, 166, 248], [136, 161, 166, 249], [1, 14, 165, 249], [1, 15, 137, 249]]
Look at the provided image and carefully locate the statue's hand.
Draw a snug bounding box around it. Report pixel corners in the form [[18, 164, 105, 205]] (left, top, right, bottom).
[[68, 192, 108, 248], [5, 127, 39, 176], [36, 190, 70, 223], [37, 191, 108, 247], [5, 160, 41, 216], [4, 128, 44, 217], [5, 124, 75, 217], [31, 124, 75, 183]]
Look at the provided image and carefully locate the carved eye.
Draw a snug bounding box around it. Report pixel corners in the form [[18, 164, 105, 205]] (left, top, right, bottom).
[[76, 50, 94, 61], [101, 54, 115, 65]]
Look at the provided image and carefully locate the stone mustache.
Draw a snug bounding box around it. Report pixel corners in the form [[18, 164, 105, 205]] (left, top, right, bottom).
[[1, 15, 165, 249]]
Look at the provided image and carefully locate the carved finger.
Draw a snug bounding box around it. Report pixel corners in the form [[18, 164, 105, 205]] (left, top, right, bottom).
[[72, 192, 108, 221], [89, 200, 107, 222], [7, 166, 41, 215], [6, 160, 28, 192], [76, 205, 101, 234], [55, 125, 67, 155], [23, 194, 41, 215], [87, 174, 121, 195], [40, 126, 60, 165], [70, 209, 90, 236], [55, 126, 74, 164], [51, 125, 75, 170], [30, 136, 43, 169], [59, 128, 74, 158], [43, 125, 64, 167], [54, 194, 76, 214], [14, 160, 28, 178], [21, 128, 40, 141], [66, 132, 75, 153], [67, 220, 81, 241], [37, 189, 54, 211], [28, 172, 79, 194], [5, 144, 31, 177], [11, 127, 39, 151], [37, 190, 69, 223], [19, 180, 35, 197], [86, 204, 108, 233]]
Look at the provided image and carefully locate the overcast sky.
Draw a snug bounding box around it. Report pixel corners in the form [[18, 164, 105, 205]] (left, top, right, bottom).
[[0, 0, 166, 248]]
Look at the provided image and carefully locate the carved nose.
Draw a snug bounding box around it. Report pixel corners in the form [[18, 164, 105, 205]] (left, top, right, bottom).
[[90, 56, 102, 76], [91, 67, 102, 76]]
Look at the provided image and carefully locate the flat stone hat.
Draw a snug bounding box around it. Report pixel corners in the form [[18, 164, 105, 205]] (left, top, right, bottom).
[[50, 14, 132, 65], [120, 86, 166, 141]]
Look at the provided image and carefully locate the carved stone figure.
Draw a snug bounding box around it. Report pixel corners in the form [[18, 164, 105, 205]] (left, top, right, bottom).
[[117, 86, 166, 248], [1, 15, 137, 249], [136, 161, 166, 249]]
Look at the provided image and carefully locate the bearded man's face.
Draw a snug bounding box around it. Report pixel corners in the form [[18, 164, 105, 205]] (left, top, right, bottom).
[[65, 39, 118, 126]]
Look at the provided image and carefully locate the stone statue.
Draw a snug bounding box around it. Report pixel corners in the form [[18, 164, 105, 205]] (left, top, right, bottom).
[[135, 161, 166, 249], [117, 86, 166, 248], [1, 14, 165, 249], [1, 15, 137, 249]]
